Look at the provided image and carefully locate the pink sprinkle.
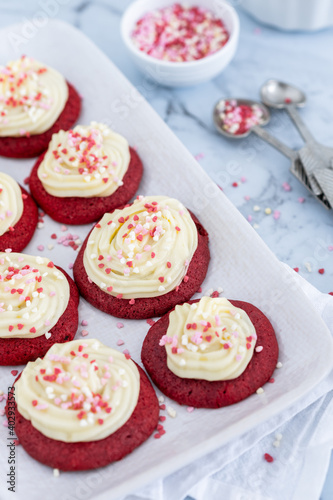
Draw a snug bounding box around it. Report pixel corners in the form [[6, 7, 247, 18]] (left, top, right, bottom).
[[328, 246, 333, 251], [147, 318, 156, 326], [49, 291, 56, 297], [81, 329, 89, 337], [273, 210, 281, 220], [117, 339, 125, 346], [244, 195, 250, 201], [194, 153, 204, 161], [187, 407, 194, 413], [61, 225, 67, 232], [247, 215, 253, 222], [81, 320, 88, 326], [68, 263, 74, 270], [255, 346, 263, 353], [298, 197, 305, 203], [0, 409, 5, 416], [37, 245, 44, 251], [282, 182, 291, 192], [241, 176, 247, 183], [117, 322, 124, 329]]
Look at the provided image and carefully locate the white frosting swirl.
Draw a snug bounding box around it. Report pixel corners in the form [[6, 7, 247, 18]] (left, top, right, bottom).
[[83, 195, 198, 299], [15, 339, 140, 443], [0, 56, 68, 137], [161, 297, 257, 381], [0, 173, 23, 235], [37, 123, 130, 198], [0, 252, 69, 339]]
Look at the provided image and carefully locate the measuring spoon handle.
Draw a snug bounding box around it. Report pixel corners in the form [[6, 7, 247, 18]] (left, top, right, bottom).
[[251, 125, 298, 160], [285, 104, 316, 144]]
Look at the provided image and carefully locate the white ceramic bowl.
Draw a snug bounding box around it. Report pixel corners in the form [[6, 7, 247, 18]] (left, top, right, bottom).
[[121, 0, 240, 87], [242, 0, 333, 31]]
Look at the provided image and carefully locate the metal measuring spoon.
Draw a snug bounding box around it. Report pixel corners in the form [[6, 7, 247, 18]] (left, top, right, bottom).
[[213, 98, 331, 209], [261, 79, 333, 196]]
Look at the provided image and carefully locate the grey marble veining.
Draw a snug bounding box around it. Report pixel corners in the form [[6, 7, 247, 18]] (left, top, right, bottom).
[[0, 0, 333, 497]]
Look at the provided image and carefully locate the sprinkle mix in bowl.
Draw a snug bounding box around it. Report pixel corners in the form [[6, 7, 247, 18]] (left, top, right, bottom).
[[131, 3, 229, 62]]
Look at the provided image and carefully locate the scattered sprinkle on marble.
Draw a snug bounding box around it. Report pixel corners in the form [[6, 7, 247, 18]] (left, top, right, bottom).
[[293, 267, 299, 272], [318, 268, 325, 274], [247, 215, 253, 222], [81, 329, 89, 337], [298, 197, 305, 203], [37, 244, 44, 251], [81, 320, 88, 326], [304, 262, 312, 272], [282, 182, 291, 191], [53, 469, 60, 477], [264, 207, 272, 215], [116, 322, 124, 329], [244, 195, 250, 201], [11, 370, 18, 376], [253, 205, 260, 212], [264, 453, 274, 463], [256, 387, 264, 394], [194, 153, 204, 160], [273, 210, 280, 220], [68, 263, 74, 270], [187, 407, 194, 413], [117, 339, 125, 346], [276, 361, 283, 369]]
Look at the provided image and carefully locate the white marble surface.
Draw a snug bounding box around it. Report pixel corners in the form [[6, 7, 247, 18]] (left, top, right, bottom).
[[0, 0, 333, 498]]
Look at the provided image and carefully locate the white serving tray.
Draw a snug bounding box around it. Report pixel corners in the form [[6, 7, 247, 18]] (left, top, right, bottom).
[[0, 19, 333, 500]]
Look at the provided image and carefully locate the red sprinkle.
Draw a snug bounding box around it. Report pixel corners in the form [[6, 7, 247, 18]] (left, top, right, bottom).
[[318, 268, 325, 274], [264, 453, 274, 463]]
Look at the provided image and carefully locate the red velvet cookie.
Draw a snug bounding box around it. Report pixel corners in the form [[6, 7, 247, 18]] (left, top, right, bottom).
[[141, 299, 279, 408], [73, 212, 210, 319], [0, 82, 81, 159], [6, 365, 159, 471], [0, 267, 79, 366], [0, 186, 38, 253], [29, 147, 143, 225]]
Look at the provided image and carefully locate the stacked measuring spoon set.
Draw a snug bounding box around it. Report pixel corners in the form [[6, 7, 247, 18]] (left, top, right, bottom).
[[214, 80, 333, 210]]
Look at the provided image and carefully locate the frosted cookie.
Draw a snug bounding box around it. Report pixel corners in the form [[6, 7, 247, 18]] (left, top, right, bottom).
[[142, 297, 279, 407], [7, 339, 159, 470], [0, 56, 81, 158], [29, 122, 143, 224], [0, 252, 79, 365], [73, 195, 210, 319], [0, 173, 38, 252]]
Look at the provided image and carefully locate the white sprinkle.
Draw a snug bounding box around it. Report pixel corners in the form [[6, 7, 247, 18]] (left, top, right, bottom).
[[53, 469, 60, 477], [45, 332, 51, 339], [276, 361, 283, 369], [256, 387, 264, 394], [304, 262, 312, 272], [273, 440, 280, 448], [167, 406, 177, 418], [275, 432, 283, 441], [158, 285, 165, 292], [253, 205, 260, 212], [158, 396, 165, 403]]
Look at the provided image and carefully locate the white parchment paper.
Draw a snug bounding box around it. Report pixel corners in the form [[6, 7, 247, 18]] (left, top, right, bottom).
[[0, 19, 332, 500]]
